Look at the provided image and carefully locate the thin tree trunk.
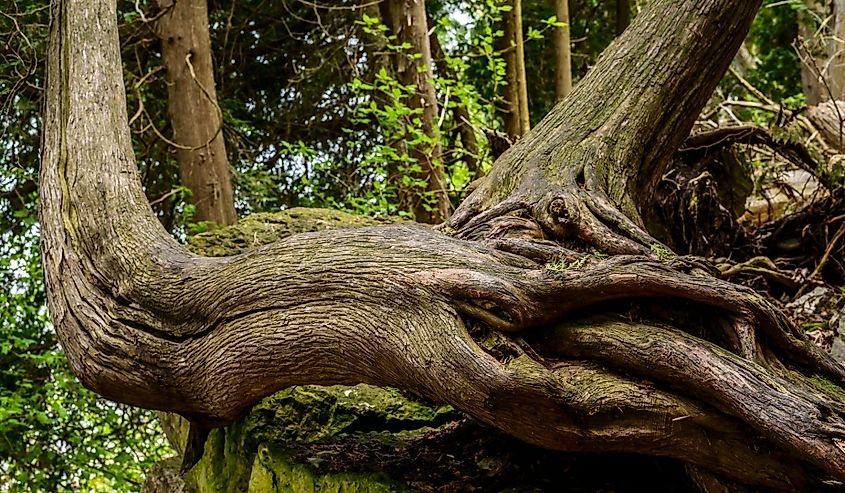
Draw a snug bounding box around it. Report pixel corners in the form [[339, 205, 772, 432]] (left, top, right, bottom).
[[502, 0, 530, 139], [734, 42, 756, 76], [829, 0, 845, 99], [379, 0, 450, 224], [616, 0, 630, 35], [553, 0, 572, 100], [156, 0, 236, 226], [428, 24, 481, 176], [799, 1, 826, 105], [514, 0, 530, 132]]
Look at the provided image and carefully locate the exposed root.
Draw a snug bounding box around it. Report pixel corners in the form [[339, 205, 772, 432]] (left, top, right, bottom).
[[451, 185, 666, 256], [536, 318, 845, 481], [410, 313, 837, 490], [417, 250, 845, 385], [484, 237, 581, 264]]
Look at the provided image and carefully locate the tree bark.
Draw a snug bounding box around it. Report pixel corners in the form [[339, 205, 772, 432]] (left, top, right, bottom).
[[379, 0, 450, 224], [830, 0, 845, 99], [553, 0, 572, 100], [502, 0, 531, 139], [798, 0, 845, 105], [40, 0, 845, 488], [156, 0, 236, 227]]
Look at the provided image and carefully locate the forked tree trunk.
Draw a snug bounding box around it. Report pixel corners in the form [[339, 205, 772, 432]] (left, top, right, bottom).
[[156, 0, 236, 226], [41, 0, 845, 488], [553, 0, 572, 100], [379, 0, 450, 224]]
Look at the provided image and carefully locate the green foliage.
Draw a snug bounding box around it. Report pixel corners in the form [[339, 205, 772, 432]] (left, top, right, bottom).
[[0, 222, 173, 491], [743, 1, 804, 102], [1, 5, 173, 489]]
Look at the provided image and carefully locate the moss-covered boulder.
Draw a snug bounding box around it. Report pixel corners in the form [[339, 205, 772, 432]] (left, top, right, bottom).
[[187, 208, 404, 257], [159, 385, 452, 492]]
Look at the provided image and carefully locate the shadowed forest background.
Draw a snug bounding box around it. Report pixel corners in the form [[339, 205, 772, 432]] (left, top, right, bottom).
[[5, 0, 845, 490]]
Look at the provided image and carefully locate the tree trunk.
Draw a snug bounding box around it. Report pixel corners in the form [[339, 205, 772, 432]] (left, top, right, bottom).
[[40, 0, 845, 488], [830, 0, 845, 100], [616, 0, 630, 35], [553, 0, 572, 100], [514, 0, 530, 133], [156, 0, 236, 226], [502, 0, 531, 139], [379, 0, 450, 224]]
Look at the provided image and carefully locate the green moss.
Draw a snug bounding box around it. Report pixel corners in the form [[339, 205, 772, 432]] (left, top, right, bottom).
[[474, 328, 513, 352], [810, 375, 844, 396], [649, 244, 674, 261], [248, 444, 412, 492], [188, 208, 404, 257], [172, 385, 457, 492], [245, 385, 456, 446], [545, 256, 588, 271], [191, 422, 255, 493]]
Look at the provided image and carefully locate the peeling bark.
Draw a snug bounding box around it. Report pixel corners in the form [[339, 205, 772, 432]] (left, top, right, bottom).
[[40, 0, 845, 488]]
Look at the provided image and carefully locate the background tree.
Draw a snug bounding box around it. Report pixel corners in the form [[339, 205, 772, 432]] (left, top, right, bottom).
[[502, 0, 531, 138], [378, 0, 450, 223], [155, 0, 236, 226], [553, 0, 572, 100]]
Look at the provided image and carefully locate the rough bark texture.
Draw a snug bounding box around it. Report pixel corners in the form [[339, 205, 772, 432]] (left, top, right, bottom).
[[379, 0, 450, 224], [41, 0, 845, 489], [146, 212, 843, 492], [155, 0, 236, 226], [553, 0, 572, 100]]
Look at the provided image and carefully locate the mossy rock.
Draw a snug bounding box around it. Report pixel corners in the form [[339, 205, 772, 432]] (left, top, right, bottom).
[[188, 208, 406, 257], [160, 385, 446, 493]]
